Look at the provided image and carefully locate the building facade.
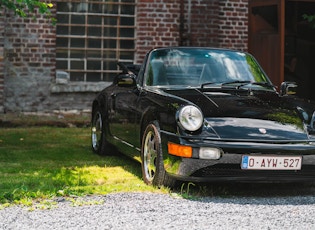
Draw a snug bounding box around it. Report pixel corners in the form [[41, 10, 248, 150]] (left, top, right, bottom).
[[0, 0, 248, 113]]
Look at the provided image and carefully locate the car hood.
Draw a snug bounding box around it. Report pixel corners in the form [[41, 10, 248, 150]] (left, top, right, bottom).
[[164, 88, 311, 141]]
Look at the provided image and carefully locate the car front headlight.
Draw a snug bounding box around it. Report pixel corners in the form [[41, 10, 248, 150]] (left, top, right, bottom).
[[177, 105, 203, 131]]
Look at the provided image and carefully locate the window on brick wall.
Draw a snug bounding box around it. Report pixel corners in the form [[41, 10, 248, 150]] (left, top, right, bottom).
[[56, 0, 136, 82]]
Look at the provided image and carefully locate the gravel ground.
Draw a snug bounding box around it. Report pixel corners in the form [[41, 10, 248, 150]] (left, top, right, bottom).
[[1, 192, 315, 230]]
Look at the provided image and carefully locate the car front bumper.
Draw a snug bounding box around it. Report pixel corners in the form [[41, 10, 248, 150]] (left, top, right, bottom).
[[161, 131, 315, 182]]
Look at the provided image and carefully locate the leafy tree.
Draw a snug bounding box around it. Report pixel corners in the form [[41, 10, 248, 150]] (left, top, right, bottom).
[[0, 0, 55, 24], [303, 14, 315, 29]]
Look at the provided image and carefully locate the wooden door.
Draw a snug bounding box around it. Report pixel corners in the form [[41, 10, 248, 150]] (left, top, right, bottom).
[[248, 0, 285, 89]]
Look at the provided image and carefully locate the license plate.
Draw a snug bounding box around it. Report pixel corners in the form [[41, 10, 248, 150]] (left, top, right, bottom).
[[241, 155, 302, 170]]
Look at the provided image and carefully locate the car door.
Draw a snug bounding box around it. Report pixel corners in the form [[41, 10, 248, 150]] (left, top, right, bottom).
[[108, 55, 149, 158], [108, 75, 141, 157]]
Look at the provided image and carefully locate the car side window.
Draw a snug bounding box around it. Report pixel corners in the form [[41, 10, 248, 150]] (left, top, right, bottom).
[[137, 53, 150, 86]]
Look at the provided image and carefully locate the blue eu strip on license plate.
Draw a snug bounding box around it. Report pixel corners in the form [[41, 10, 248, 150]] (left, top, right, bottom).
[[241, 155, 249, 169]]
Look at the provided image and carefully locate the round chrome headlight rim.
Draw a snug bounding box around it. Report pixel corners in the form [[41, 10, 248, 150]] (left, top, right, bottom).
[[177, 105, 204, 132]]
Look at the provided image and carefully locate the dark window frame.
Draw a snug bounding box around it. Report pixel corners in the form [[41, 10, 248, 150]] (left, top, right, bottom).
[[56, 0, 136, 82]]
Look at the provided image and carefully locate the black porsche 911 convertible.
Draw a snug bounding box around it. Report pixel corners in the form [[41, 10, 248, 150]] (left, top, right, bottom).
[[91, 47, 315, 187]]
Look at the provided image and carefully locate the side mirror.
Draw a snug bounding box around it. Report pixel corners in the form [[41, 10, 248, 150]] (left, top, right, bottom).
[[280, 82, 297, 96], [114, 73, 136, 87]]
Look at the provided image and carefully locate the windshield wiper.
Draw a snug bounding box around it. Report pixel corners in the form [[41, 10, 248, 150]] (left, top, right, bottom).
[[250, 82, 276, 88], [221, 81, 275, 89], [201, 80, 276, 90], [221, 80, 251, 88]]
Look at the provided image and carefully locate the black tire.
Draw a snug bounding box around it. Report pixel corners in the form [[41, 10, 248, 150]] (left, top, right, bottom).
[[141, 122, 175, 187], [91, 106, 110, 155]]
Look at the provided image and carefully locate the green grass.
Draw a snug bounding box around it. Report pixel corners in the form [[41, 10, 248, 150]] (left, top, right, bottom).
[[0, 127, 167, 205]]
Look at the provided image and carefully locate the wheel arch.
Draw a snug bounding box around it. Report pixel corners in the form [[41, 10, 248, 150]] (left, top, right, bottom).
[[91, 97, 109, 136], [141, 120, 177, 187], [140, 107, 160, 143], [92, 100, 99, 114], [92, 96, 108, 117]]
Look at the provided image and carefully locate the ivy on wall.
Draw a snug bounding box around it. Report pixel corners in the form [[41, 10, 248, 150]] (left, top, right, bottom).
[[0, 0, 55, 24], [303, 14, 315, 29]]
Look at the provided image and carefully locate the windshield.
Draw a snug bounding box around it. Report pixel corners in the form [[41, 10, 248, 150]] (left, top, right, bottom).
[[144, 48, 271, 88]]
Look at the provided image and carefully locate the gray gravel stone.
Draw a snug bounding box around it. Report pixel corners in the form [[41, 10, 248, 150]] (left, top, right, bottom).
[[1, 192, 315, 230]]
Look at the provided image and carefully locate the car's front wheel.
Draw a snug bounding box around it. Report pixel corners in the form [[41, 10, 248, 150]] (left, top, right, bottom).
[[141, 123, 175, 187], [91, 107, 110, 155]]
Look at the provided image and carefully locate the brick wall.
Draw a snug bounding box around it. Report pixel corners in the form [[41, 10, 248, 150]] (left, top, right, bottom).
[[135, 0, 181, 63], [135, 0, 222, 63], [181, 0, 220, 47], [2, 8, 110, 113], [135, 0, 248, 63], [3, 10, 56, 112], [217, 0, 248, 51]]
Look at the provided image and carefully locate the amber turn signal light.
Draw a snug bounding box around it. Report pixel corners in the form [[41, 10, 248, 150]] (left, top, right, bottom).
[[168, 142, 192, 158]]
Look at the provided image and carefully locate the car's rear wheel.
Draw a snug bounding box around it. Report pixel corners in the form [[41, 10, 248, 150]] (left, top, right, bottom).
[[141, 123, 175, 187], [91, 107, 109, 155]]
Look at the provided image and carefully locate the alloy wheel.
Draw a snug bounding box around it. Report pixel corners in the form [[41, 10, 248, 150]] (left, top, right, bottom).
[[91, 111, 102, 151], [143, 130, 158, 182]]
